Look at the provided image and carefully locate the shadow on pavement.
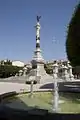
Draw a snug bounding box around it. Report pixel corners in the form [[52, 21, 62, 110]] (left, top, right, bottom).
[[40, 81, 80, 92]]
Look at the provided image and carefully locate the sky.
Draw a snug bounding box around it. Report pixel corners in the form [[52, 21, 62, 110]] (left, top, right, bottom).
[[0, 0, 79, 63]]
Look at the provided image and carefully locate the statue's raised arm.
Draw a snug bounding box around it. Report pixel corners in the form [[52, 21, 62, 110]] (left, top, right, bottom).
[[37, 15, 41, 22]]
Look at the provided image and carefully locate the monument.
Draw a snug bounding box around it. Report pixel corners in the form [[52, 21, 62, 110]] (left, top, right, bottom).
[[28, 16, 74, 84], [29, 16, 53, 84], [31, 15, 45, 75]]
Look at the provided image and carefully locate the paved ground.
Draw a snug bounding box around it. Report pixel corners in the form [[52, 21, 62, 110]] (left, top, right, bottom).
[[0, 82, 52, 95], [0, 80, 80, 95], [0, 76, 27, 84]]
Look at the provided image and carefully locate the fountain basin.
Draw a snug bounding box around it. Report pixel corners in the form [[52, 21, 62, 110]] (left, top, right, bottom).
[[2, 91, 80, 113]]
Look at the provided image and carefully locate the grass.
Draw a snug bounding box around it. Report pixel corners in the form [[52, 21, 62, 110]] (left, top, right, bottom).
[[3, 92, 80, 113]]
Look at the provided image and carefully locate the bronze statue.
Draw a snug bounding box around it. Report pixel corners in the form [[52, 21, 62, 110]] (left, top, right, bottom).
[[37, 15, 41, 22]]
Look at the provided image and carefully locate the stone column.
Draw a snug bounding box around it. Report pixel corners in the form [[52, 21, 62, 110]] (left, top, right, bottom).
[[23, 67, 27, 76], [19, 70, 23, 76], [68, 64, 74, 80], [62, 65, 69, 81], [32, 16, 44, 63], [34, 18, 43, 61]]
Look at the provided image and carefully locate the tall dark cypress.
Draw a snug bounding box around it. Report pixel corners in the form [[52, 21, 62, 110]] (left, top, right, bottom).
[[66, 3, 80, 66]]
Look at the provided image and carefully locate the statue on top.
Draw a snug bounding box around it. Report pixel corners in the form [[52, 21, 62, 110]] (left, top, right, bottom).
[[37, 15, 41, 22]]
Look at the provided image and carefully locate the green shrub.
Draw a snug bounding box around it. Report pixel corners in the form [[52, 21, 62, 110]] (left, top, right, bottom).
[[0, 65, 23, 78]]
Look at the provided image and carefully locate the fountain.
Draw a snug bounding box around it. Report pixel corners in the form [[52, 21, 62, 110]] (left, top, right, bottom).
[[30, 80, 34, 98], [52, 61, 59, 113]]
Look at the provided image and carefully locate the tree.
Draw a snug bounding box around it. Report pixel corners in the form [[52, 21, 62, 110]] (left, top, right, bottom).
[[44, 64, 53, 74], [66, 3, 80, 66], [0, 65, 23, 78], [0, 60, 4, 65], [4, 59, 12, 65]]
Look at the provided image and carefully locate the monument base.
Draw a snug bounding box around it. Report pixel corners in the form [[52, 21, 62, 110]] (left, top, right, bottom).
[[27, 62, 53, 84]]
